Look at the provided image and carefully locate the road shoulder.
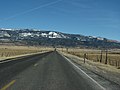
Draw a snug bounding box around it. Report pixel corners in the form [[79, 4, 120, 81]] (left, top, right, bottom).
[[59, 51, 120, 90]]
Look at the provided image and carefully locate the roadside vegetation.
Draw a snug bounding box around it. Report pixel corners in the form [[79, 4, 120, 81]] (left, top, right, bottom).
[[59, 48, 120, 69], [0, 45, 53, 60]]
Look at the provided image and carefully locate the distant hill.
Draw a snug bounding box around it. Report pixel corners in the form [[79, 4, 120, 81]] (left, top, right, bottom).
[[0, 28, 120, 48]]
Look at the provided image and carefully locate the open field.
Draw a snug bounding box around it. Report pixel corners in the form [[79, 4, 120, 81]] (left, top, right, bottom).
[[58, 48, 120, 68], [0, 45, 54, 60]]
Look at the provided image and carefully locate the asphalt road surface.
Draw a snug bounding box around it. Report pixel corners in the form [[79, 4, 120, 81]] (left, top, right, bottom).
[[0, 51, 105, 90]]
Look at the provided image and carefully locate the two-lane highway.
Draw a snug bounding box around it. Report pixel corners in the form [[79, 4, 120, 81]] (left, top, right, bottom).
[[0, 51, 104, 90]]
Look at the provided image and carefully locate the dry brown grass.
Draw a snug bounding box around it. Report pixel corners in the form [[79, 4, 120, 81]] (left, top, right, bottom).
[[0, 45, 54, 59], [58, 48, 120, 68]]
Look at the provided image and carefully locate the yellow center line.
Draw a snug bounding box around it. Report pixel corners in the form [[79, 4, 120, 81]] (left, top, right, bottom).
[[0, 80, 16, 90]]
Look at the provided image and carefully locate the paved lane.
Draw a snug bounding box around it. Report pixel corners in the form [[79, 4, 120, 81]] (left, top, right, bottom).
[[0, 51, 104, 90], [0, 52, 52, 89]]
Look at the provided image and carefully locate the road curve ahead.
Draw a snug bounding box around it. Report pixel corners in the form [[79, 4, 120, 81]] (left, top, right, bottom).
[[0, 51, 104, 90]]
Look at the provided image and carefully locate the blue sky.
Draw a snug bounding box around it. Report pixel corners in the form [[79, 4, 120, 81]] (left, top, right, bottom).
[[0, 0, 120, 41]]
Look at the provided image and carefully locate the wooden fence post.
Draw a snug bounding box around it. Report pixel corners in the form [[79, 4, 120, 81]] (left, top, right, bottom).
[[100, 50, 102, 63], [105, 49, 108, 64], [108, 59, 110, 65], [66, 48, 68, 53], [62, 47, 63, 52], [84, 53, 86, 63]]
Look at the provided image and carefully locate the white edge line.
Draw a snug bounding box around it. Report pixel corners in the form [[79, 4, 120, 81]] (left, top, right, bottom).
[[60, 53, 106, 90], [0, 60, 14, 63]]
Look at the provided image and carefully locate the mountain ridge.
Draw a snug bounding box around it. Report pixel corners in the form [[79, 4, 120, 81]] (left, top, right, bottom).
[[0, 28, 120, 48]]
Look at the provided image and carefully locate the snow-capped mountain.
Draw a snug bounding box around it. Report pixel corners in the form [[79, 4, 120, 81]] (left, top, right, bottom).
[[0, 28, 120, 48], [0, 28, 69, 39]]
